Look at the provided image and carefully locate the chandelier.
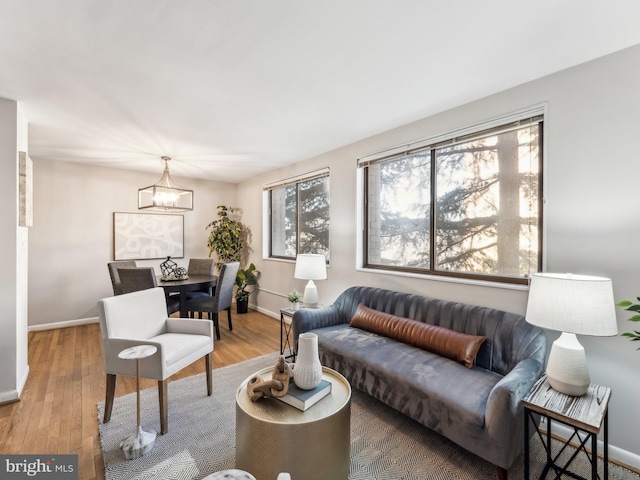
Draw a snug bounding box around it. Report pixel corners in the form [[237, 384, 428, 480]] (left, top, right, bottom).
[[138, 156, 193, 212]]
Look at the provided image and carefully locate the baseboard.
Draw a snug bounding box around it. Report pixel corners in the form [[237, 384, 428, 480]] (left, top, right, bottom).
[[28, 316, 99, 332], [0, 365, 29, 405], [0, 389, 19, 405], [251, 304, 279, 320]]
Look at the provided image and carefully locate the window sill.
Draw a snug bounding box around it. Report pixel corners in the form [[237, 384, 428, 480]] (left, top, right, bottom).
[[356, 266, 529, 292]]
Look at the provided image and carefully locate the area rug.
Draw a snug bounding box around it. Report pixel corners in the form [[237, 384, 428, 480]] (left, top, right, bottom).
[[98, 353, 638, 480]]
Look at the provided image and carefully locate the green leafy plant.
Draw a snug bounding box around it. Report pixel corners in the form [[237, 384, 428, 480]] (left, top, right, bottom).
[[616, 298, 640, 348], [235, 263, 259, 302], [287, 289, 302, 303], [206, 205, 245, 264]]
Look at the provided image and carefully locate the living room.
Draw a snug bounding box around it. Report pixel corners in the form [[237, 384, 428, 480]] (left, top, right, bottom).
[[2, 2, 640, 478]]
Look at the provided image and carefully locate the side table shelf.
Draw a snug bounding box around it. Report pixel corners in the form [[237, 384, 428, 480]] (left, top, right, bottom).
[[523, 375, 611, 480]]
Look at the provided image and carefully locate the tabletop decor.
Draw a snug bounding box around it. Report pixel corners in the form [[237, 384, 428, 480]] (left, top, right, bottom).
[[292, 332, 322, 390], [294, 254, 326, 308], [160, 256, 177, 276], [160, 256, 188, 280], [287, 289, 302, 310], [525, 273, 617, 396], [246, 356, 292, 401]]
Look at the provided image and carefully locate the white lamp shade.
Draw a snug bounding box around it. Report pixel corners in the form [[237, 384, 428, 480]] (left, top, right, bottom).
[[525, 273, 618, 337], [294, 254, 327, 280]]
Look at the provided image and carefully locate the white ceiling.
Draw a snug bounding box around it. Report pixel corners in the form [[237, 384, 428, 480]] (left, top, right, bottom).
[[2, 1, 640, 184]]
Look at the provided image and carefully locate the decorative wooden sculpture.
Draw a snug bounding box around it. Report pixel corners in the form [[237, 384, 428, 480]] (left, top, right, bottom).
[[247, 356, 292, 401]]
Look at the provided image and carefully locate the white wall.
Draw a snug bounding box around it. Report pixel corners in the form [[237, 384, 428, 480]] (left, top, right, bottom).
[[238, 45, 640, 464], [0, 98, 29, 403], [28, 160, 237, 327]]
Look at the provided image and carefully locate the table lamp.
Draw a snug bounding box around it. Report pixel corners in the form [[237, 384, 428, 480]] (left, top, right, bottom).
[[525, 273, 618, 396], [294, 254, 327, 308]]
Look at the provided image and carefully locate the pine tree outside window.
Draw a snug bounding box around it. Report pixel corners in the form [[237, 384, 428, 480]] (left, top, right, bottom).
[[361, 113, 543, 285], [267, 169, 330, 261]]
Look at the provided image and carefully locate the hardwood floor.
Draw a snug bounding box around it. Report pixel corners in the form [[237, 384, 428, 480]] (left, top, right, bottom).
[[0, 309, 281, 480]]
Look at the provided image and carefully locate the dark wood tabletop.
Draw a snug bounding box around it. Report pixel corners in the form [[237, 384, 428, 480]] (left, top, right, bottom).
[[157, 274, 217, 317]]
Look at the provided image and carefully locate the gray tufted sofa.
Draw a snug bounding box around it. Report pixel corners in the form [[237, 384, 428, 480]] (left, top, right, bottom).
[[292, 286, 546, 479]]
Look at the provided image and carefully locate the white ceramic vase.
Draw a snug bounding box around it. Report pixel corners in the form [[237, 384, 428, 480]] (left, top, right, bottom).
[[294, 332, 322, 390]]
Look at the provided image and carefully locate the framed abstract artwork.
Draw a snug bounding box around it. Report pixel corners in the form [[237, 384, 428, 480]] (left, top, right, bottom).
[[113, 212, 184, 260]]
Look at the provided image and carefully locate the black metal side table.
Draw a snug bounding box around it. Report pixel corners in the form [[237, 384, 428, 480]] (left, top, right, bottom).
[[279, 307, 296, 362], [523, 375, 611, 480]]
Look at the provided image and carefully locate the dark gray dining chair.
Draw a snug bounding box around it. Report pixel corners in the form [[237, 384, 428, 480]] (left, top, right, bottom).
[[185, 262, 239, 340], [118, 267, 180, 315], [107, 260, 136, 295], [186, 258, 216, 299]]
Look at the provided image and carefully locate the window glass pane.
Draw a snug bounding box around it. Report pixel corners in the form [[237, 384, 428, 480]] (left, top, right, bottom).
[[270, 185, 297, 257], [298, 177, 330, 257], [435, 124, 539, 277], [367, 153, 431, 268]]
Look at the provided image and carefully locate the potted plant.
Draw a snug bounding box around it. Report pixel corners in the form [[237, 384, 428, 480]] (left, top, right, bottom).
[[616, 297, 640, 347], [206, 205, 245, 264], [235, 263, 259, 314], [288, 289, 302, 310]]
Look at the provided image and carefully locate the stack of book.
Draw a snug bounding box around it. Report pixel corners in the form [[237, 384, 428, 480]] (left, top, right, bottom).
[[276, 379, 332, 411]]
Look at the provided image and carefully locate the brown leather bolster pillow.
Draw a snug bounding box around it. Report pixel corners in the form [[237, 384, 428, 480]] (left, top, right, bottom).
[[349, 304, 486, 368]]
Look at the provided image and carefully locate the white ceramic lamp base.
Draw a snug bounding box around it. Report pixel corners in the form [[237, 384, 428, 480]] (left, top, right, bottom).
[[303, 280, 319, 308], [546, 332, 590, 397], [120, 425, 156, 460]]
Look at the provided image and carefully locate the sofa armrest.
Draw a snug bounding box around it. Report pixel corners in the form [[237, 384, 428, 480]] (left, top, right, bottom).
[[485, 358, 543, 433], [292, 304, 346, 345]]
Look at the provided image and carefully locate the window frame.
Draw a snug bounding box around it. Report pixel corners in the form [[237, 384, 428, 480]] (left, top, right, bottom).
[[360, 113, 544, 285], [265, 168, 330, 261]]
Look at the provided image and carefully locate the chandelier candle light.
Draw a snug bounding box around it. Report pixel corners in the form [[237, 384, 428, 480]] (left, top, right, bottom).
[[138, 156, 194, 211], [525, 273, 618, 396], [294, 254, 327, 308]]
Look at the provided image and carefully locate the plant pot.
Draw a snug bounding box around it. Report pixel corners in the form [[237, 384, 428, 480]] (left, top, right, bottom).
[[236, 298, 249, 314], [291, 302, 300, 311]]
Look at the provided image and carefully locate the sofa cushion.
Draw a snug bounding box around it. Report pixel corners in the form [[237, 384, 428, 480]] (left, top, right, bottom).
[[350, 304, 486, 368]]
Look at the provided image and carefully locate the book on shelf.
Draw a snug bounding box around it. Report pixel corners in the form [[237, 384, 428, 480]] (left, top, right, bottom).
[[276, 379, 332, 411]]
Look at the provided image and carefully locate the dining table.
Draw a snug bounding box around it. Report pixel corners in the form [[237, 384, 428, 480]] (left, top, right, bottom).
[[156, 274, 218, 317]]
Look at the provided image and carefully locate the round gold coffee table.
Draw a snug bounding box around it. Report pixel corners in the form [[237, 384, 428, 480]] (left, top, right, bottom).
[[235, 366, 351, 480]]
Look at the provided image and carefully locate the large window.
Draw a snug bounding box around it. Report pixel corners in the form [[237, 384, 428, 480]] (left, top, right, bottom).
[[361, 115, 542, 284], [267, 169, 330, 260]]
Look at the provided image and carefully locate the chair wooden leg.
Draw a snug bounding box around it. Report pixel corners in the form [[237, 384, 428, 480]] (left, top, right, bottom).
[[497, 466, 507, 480], [227, 307, 233, 331], [103, 374, 117, 423], [158, 380, 168, 435], [205, 353, 212, 396], [213, 312, 221, 340]]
